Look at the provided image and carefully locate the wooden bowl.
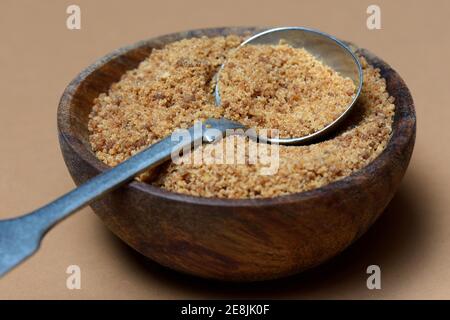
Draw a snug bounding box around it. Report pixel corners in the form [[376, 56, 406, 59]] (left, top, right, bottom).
[[57, 27, 416, 281]]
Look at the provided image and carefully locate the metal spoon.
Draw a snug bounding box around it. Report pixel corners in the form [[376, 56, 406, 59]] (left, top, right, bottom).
[[0, 27, 362, 277]]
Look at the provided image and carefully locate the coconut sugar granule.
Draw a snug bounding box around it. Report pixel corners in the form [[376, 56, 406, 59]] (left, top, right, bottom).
[[88, 36, 394, 199], [218, 43, 356, 138]]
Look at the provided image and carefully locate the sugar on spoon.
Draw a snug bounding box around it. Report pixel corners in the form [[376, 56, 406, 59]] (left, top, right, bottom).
[[0, 27, 362, 277]]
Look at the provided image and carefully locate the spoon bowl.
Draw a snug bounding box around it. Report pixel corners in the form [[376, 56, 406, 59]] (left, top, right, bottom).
[[214, 27, 363, 145]]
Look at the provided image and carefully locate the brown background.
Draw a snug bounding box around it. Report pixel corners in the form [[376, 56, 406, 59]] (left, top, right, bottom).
[[0, 0, 448, 299]]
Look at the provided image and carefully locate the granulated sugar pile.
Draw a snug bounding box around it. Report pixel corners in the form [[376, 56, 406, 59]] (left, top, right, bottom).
[[219, 43, 356, 138], [88, 35, 394, 199]]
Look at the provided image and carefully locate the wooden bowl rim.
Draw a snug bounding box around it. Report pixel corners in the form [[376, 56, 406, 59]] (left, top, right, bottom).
[[57, 27, 416, 207]]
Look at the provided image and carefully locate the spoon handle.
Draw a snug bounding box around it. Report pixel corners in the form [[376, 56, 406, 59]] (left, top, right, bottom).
[[0, 118, 244, 277]]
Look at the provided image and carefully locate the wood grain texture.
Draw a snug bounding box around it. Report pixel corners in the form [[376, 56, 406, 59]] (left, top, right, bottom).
[[57, 27, 416, 281]]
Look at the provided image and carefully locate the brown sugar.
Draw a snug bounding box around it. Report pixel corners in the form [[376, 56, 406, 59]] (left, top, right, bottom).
[[88, 36, 394, 199], [218, 43, 356, 138]]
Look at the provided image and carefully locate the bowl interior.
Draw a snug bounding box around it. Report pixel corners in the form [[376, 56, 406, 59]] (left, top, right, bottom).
[[58, 27, 415, 205]]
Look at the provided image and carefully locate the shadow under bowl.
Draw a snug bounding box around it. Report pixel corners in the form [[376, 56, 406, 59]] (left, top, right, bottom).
[[57, 27, 416, 281]]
